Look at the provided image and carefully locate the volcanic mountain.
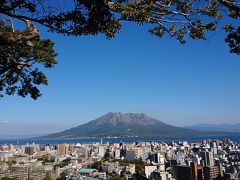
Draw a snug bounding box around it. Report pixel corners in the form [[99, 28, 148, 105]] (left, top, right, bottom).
[[43, 112, 213, 138]]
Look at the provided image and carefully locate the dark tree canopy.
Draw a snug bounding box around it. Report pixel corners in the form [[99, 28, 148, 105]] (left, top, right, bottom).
[[0, 0, 239, 99], [0, 18, 57, 99]]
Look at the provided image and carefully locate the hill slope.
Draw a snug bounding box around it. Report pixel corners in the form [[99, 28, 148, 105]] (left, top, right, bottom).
[[44, 112, 220, 138]]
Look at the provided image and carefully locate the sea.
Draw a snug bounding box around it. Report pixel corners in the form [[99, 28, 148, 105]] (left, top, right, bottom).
[[0, 135, 240, 145]]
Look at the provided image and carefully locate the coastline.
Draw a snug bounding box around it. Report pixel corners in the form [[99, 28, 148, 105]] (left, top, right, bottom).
[[0, 134, 239, 145]]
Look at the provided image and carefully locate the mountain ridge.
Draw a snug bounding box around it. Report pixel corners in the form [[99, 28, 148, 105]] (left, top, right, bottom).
[[42, 112, 233, 139], [93, 112, 163, 126]]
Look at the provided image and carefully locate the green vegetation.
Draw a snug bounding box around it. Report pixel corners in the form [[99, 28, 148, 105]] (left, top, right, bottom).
[[108, 176, 124, 180], [37, 157, 43, 161], [43, 174, 53, 180], [40, 156, 55, 165], [0, 17, 57, 99], [88, 161, 103, 172], [45, 112, 208, 138], [53, 158, 71, 168], [56, 172, 68, 180], [5, 160, 17, 166], [1, 177, 18, 180], [108, 171, 124, 180], [54, 162, 68, 168]]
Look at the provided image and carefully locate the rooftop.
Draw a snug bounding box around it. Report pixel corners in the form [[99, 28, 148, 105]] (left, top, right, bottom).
[[79, 168, 97, 173]]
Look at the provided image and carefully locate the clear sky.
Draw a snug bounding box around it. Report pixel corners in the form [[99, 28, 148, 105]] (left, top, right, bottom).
[[0, 22, 240, 137]]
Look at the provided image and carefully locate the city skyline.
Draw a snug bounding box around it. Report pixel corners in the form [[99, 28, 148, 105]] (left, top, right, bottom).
[[1, 1, 239, 180], [0, 137, 239, 180]]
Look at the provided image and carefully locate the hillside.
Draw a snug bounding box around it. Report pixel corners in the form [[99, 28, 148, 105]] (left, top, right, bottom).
[[43, 112, 224, 138]]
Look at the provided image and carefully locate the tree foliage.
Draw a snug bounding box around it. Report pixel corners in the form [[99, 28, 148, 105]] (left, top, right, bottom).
[[1, 177, 18, 180], [0, 16, 57, 99], [0, 0, 239, 99], [88, 160, 104, 171], [43, 174, 53, 180], [56, 172, 68, 180], [53, 161, 68, 168]]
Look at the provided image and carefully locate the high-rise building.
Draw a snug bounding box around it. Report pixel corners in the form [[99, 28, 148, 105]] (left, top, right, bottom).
[[200, 151, 214, 167], [203, 165, 221, 180], [149, 153, 157, 163], [56, 144, 70, 155], [207, 151, 214, 167], [114, 148, 121, 158], [25, 146, 34, 155], [176, 162, 198, 180], [98, 145, 106, 158], [125, 150, 135, 160]]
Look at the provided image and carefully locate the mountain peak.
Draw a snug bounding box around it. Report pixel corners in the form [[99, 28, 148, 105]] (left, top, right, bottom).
[[94, 112, 160, 126], [105, 112, 146, 117], [43, 112, 201, 138]]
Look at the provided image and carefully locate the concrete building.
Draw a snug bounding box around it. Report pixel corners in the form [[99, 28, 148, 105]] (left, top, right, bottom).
[[102, 161, 119, 173], [149, 170, 168, 180], [25, 146, 34, 155], [145, 165, 157, 179], [98, 172, 107, 179], [56, 144, 70, 155], [203, 165, 221, 180], [125, 164, 135, 174], [0, 171, 28, 180], [98, 145, 106, 158], [125, 150, 135, 160], [79, 168, 98, 177], [114, 148, 121, 159], [200, 151, 214, 167], [29, 170, 57, 180], [176, 162, 198, 180]]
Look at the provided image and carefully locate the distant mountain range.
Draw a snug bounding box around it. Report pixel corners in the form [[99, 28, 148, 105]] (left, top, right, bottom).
[[42, 112, 233, 139], [184, 123, 240, 133]]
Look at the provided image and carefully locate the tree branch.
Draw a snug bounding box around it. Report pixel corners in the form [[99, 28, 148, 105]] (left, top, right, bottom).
[[0, 61, 31, 75], [154, 1, 171, 8], [218, 0, 240, 16]]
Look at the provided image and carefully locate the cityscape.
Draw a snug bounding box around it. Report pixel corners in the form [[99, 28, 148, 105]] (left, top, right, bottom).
[[0, 138, 239, 180], [1, 0, 240, 180]]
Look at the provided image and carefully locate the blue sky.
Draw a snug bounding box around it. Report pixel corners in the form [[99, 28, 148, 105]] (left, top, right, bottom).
[[0, 22, 240, 136]]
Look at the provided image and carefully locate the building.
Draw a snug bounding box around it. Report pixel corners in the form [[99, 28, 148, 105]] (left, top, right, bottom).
[[102, 161, 119, 173], [145, 165, 157, 179], [56, 144, 70, 155], [203, 166, 221, 180], [25, 146, 34, 155], [98, 145, 106, 158], [176, 162, 198, 180], [200, 151, 214, 167], [125, 164, 135, 174], [149, 170, 168, 180], [125, 150, 135, 160], [79, 168, 98, 177], [98, 172, 107, 179], [0, 171, 28, 180], [29, 170, 57, 180], [114, 148, 121, 159], [11, 164, 32, 173]]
